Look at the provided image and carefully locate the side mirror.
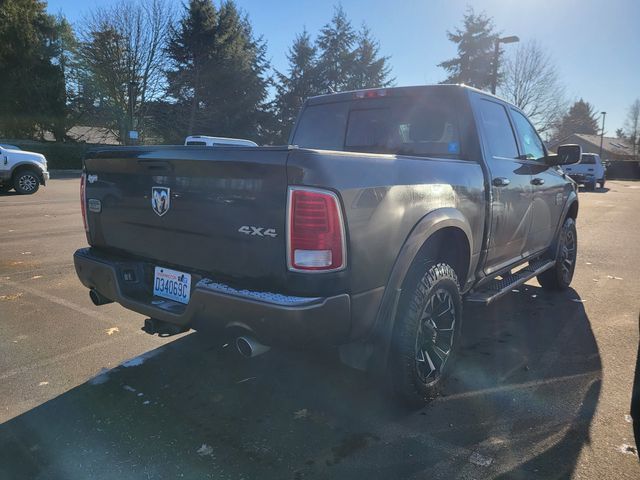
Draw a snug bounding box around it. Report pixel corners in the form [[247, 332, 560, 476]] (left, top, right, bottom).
[[546, 144, 582, 166]]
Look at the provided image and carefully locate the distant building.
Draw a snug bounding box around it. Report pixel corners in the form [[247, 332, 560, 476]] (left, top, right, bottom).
[[548, 133, 635, 161], [548, 134, 638, 179], [42, 126, 120, 145]]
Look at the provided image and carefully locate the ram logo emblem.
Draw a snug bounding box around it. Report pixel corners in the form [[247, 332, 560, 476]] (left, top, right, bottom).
[[151, 186, 171, 217]]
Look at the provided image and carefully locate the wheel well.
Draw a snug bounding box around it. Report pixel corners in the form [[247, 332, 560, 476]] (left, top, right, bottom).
[[403, 227, 470, 290], [566, 200, 579, 220], [11, 164, 40, 182]]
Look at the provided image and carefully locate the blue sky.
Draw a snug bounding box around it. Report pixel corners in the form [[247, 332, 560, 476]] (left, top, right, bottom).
[[47, 0, 640, 132]]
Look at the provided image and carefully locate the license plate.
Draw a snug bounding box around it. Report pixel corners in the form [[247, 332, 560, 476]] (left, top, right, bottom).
[[153, 267, 191, 304]]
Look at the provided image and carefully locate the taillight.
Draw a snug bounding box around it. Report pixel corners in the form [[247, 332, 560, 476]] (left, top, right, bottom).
[[287, 187, 346, 272], [80, 172, 88, 233]]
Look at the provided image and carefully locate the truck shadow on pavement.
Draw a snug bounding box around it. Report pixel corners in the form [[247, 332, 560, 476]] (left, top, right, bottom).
[[0, 285, 601, 480], [578, 186, 610, 194]]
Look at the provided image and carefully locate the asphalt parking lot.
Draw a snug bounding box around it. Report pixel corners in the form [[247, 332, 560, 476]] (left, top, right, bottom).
[[0, 177, 639, 479]]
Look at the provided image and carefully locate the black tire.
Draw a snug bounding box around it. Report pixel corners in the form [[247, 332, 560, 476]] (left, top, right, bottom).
[[599, 178, 605, 189], [586, 181, 596, 191], [537, 217, 577, 290], [391, 262, 462, 407], [13, 169, 40, 195]]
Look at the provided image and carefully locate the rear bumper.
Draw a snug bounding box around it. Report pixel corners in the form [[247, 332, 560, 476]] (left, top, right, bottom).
[[73, 248, 375, 346]]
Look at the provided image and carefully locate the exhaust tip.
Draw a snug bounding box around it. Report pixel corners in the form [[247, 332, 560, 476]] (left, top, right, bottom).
[[89, 289, 113, 306], [235, 336, 270, 358], [236, 337, 253, 358]]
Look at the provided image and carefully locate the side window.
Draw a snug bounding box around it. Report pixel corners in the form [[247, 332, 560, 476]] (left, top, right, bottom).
[[477, 100, 519, 159], [511, 110, 545, 161]]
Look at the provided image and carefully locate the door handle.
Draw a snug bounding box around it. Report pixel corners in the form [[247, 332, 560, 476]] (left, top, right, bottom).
[[492, 177, 510, 187], [531, 178, 545, 186]]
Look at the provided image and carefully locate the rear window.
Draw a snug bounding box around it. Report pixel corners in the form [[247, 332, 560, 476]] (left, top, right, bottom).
[[580, 155, 596, 165], [292, 95, 462, 158], [291, 102, 350, 151]]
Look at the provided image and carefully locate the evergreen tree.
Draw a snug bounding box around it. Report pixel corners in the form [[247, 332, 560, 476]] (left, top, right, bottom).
[[165, 0, 218, 140], [315, 5, 356, 93], [272, 30, 318, 143], [0, 0, 67, 139], [554, 99, 599, 141], [271, 9, 393, 143], [438, 8, 498, 90], [347, 25, 394, 90], [165, 0, 271, 143]]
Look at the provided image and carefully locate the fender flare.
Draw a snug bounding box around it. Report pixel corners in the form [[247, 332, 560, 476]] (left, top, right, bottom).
[[367, 207, 474, 373], [563, 190, 579, 219], [553, 190, 579, 240], [542, 191, 578, 259]]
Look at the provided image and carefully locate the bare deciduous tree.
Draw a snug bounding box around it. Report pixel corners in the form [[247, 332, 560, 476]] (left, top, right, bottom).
[[77, 0, 172, 142], [498, 41, 566, 136], [624, 99, 640, 160]]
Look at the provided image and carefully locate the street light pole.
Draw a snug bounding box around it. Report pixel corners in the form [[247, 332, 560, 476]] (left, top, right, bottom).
[[491, 35, 520, 95], [599, 111, 607, 158], [127, 81, 137, 146]]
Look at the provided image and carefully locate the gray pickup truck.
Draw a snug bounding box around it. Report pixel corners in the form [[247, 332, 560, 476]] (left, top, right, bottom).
[[74, 85, 581, 405]]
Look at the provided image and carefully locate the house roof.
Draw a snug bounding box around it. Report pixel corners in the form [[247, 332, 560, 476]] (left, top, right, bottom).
[[549, 133, 634, 157], [42, 126, 120, 145]]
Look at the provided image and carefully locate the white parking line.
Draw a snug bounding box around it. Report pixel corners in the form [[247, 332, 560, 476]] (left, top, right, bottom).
[[0, 277, 138, 332], [0, 334, 136, 382]]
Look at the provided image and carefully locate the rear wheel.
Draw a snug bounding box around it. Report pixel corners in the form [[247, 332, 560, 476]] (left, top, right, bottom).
[[586, 181, 596, 191], [391, 263, 462, 407], [13, 169, 40, 195], [537, 217, 577, 290], [599, 178, 606, 189]]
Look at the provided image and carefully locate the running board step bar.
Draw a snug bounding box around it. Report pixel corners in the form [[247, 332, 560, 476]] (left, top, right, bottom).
[[466, 259, 555, 305]]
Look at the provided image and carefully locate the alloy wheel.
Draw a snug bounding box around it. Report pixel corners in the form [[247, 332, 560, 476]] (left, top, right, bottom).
[[415, 287, 456, 385], [559, 225, 576, 284], [18, 174, 38, 192]]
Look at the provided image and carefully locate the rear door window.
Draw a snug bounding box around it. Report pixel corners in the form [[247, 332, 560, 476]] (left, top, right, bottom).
[[477, 100, 519, 159]]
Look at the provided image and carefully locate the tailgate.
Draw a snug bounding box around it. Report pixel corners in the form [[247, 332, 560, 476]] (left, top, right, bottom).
[[84, 146, 290, 286]]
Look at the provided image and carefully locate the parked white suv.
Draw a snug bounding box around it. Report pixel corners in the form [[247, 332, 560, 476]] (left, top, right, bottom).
[[563, 153, 606, 190], [0, 144, 49, 194]]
